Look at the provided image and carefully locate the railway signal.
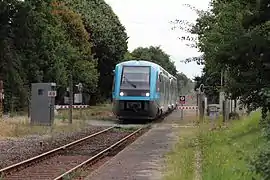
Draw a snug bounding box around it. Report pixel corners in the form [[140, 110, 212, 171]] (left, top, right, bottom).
[[179, 96, 185, 104], [199, 84, 205, 93], [179, 95, 186, 120]]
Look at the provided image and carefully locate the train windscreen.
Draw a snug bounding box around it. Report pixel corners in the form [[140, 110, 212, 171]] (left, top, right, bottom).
[[121, 66, 150, 89]]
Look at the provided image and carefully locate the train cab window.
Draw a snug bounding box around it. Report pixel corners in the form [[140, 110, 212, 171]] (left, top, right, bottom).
[[121, 66, 150, 88], [121, 66, 149, 82]]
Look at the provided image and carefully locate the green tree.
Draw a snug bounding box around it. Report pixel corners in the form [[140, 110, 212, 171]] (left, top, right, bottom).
[[0, 0, 28, 112], [128, 46, 177, 76], [0, 0, 101, 111], [124, 51, 136, 60], [193, 67, 220, 104], [51, 1, 99, 101], [124, 46, 194, 94], [13, 0, 77, 107], [64, 0, 128, 102], [176, 72, 194, 95], [172, 0, 270, 178]]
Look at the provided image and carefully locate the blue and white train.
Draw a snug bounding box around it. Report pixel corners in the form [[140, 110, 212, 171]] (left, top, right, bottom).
[[112, 60, 179, 120]]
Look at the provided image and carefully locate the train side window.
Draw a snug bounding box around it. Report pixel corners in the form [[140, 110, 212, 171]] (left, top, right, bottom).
[[162, 76, 165, 93], [156, 75, 160, 92], [159, 74, 162, 82], [159, 76, 162, 92]]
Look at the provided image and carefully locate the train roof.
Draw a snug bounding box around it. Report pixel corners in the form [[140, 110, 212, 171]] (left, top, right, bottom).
[[116, 60, 177, 78], [116, 60, 160, 69]]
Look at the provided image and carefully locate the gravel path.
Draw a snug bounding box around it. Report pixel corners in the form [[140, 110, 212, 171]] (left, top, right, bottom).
[[0, 125, 110, 169]]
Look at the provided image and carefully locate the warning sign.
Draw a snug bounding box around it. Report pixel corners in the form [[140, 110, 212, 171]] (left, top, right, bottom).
[[48, 91, 57, 97], [179, 96, 185, 104]]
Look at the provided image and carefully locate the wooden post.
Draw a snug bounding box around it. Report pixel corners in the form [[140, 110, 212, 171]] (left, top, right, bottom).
[[196, 93, 198, 118], [198, 84, 205, 123], [69, 73, 73, 124], [198, 93, 203, 122], [0, 80, 3, 118]]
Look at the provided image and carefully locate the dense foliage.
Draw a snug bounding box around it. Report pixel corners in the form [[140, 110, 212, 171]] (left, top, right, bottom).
[[0, 0, 128, 111], [172, 0, 270, 178], [64, 0, 128, 101], [124, 46, 177, 75], [193, 67, 220, 104]]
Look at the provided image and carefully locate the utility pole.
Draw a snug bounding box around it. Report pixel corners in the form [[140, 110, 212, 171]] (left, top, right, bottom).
[[196, 92, 198, 118], [69, 73, 73, 124], [221, 70, 223, 88], [220, 70, 225, 122], [220, 69, 229, 123], [224, 70, 229, 122], [0, 80, 3, 118], [179, 80, 184, 120], [198, 84, 205, 123], [75, 83, 83, 105]]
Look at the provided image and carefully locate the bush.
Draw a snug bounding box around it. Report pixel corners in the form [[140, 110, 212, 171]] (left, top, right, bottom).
[[229, 112, 240, 120], [249, 114, 270, 179], [250, 142, 270, 180]]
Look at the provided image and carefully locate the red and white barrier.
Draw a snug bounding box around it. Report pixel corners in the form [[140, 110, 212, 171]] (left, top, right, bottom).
[[178, 106, 198, 110], [55, 105, 89, 110]]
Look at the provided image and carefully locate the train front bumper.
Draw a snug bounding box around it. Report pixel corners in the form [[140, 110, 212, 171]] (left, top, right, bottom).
[[112, 100, 158, 119]]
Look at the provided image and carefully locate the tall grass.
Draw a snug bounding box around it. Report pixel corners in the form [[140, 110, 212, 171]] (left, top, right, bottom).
[[164, 126, 198, 180], [0, 104, 114, 138], [201, 112, 263, 180], [55, 104, 114, 121], [164, 112, 264, 180], [0, 117, 88, 138]]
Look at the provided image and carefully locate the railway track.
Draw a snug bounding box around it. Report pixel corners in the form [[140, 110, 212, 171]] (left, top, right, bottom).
[[0, 125, 148, 180]]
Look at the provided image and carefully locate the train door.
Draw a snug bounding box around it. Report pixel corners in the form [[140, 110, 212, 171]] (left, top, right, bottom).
[[159, 73, 165, 107], [112, 70, 116, 100], [169, 79, 172, 106], [156, 71, 160, 96]]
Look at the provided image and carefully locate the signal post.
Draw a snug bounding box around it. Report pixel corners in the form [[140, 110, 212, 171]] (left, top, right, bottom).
[[197, 84, 205, 123], [0, 80, 3, 118], [179, 95, 185, 120]]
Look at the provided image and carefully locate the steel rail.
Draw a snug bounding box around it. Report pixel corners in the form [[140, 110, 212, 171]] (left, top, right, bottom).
[[53, 126, 146, 180], [0, 126, 116, 176]]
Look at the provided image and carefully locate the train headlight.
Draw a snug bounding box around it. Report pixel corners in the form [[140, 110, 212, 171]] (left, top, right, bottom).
[[119, 92, 124, 96], [145, 92, 150, 97]]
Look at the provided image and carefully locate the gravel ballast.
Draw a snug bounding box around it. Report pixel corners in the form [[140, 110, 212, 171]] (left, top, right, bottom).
[[3, 129, 131, 180], [0, 125, 111, 169]]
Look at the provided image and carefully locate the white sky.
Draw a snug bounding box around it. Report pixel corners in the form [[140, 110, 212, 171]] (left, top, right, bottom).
[[104, 0, 210, 80]]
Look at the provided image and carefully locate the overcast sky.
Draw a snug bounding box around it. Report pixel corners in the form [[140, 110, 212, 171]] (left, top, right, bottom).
[[104, 0, 210, 79]]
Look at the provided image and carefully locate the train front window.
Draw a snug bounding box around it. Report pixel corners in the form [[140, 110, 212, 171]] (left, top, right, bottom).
[[121, 66, 150, 88]]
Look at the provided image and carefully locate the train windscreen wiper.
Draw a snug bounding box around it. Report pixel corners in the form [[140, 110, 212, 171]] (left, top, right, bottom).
[[123, 76, 136, 88]]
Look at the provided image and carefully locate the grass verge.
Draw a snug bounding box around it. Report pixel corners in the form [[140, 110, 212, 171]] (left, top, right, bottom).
[[164, 112, 264, 180], [0, 104, 114, 138], [164, 125, 199, 180], [0, 117, 87, 138], [55, 104, 115, 121], [201, 112, 263, 180]]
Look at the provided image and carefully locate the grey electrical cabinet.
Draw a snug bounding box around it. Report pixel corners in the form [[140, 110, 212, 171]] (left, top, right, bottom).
[[30, 83, 57, 126]]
